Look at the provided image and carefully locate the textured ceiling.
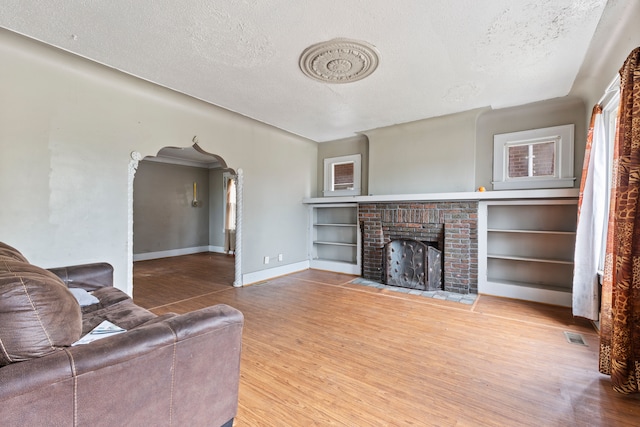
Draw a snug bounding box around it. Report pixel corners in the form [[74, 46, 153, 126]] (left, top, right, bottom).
[[0, 0, 609, 142]]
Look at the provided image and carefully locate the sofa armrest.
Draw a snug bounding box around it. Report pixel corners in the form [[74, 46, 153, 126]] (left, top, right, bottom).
[[0, 348, 78, 426], [48, 262, 114, 290], [0, 304, 243, 427], [70, 304, 243, 426]]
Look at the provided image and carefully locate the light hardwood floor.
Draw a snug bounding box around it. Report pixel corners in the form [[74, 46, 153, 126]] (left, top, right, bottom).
[[133, 253, 640, 426]]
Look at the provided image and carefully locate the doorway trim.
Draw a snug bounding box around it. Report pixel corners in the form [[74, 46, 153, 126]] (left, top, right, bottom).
[[127, 150, 243, 295], [233, 168, 243, 287]]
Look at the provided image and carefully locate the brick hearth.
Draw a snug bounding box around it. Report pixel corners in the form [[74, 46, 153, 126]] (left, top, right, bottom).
[[359, 202, 478, 294]]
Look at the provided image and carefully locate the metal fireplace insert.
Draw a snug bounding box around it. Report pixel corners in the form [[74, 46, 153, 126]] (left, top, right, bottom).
[[383, 238, 442, 291]]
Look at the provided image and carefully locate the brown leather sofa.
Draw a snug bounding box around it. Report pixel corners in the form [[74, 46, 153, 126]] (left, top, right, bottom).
[[0, 242, 243, 427]]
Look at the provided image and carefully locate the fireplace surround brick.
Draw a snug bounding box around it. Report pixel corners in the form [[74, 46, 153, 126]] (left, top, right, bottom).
[[359, 202, 478, 294]]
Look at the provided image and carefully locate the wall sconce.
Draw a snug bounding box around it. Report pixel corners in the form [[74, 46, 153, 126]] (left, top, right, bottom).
[[192, 182, 201, 207]]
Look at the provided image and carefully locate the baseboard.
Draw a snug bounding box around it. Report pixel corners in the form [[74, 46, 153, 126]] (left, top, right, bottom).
[[133, 246, 211, 261], [134, 249, 309, 286], [480, 280, 572, 307], [242, 260, 310, 285], [309, 259, 361, 275]]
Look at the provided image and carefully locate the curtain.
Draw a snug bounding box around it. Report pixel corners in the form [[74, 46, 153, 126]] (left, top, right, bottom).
[[572, 105, 607, 320], [224, 176, 237, 253], [599, 46, 640, 394]]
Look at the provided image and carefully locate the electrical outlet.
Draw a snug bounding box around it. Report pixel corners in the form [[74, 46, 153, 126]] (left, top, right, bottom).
[[278, 253, 283, 262], [264, 256, 269, 264]]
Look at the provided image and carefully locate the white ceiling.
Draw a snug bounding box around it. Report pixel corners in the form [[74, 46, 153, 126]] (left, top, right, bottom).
[[0, 0, 610, 142]]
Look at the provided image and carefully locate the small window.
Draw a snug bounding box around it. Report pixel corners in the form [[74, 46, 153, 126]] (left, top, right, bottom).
[[333, 162, 355, 190], [507, 141, 555, 178], [323, 154, 361, 196], [493, 124, 575, 190]]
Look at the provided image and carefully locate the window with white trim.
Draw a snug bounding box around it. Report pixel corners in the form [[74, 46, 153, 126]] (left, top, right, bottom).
[[323, 154, 361, 197], [492, 124, 575, 190]]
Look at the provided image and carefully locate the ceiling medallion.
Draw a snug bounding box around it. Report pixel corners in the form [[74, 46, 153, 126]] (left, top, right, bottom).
[[299, 38, 379, 84]]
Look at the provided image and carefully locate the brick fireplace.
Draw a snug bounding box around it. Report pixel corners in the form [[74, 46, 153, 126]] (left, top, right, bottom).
[[359, 202, 478, 294]]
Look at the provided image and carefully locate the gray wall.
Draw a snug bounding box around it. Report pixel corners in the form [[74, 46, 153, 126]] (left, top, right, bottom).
[[364, 108, 484, 194], [330, 100, 584, 196], [0, 29, 316, 294], [1, 2, 637, 293], [313, 3, 640, 198], [570, 1, 640, 119], [317, 135, 369, 197], [133, 161, 210, 254], [475, 97, 586, 190], [209, 168, 226, 249]]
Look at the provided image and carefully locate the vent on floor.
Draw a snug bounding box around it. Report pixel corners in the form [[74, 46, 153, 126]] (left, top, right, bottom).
[[564, 331, 587, 346]]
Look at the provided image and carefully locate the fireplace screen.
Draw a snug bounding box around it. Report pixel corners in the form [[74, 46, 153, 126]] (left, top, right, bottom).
[[383, 239, 442, 291]]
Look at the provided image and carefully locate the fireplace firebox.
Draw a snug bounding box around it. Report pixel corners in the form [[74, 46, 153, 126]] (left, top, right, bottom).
[[384, 239, 442, 290], [359, 202, 478, 294]]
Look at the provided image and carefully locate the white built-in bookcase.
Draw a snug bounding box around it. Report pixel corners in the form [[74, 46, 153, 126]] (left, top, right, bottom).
[[478, 199, 578, 307], [304, 190, 579, 305], [308, 203, 360, 275]]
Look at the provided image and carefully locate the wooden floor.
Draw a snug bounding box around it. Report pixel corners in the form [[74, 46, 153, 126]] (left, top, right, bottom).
[[133, 253, 640, 426]]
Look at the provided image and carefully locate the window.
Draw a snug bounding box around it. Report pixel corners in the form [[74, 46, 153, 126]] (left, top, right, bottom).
[[598, 78, 620, 271], [223, 172, 236, 253], [492, 124, 575, 190], [323, 154, 361, 196], [507, 141, 555, 178], [333, 162, 355, 190]]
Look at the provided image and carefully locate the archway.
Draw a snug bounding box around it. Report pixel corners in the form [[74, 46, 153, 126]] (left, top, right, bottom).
[[127, 143, 242, 295]]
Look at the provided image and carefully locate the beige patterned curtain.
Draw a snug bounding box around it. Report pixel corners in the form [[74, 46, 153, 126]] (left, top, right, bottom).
[[599, 46, 640, 394]]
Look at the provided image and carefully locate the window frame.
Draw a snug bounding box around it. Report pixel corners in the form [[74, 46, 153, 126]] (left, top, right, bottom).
[[598, 82, 620, 271], [492, 124, 575, 190], [222, 171, 236, 232], [323, 154, 362, 197]]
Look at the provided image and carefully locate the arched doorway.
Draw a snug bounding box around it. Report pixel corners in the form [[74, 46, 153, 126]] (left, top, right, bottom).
[[127, 143, 242, 296]]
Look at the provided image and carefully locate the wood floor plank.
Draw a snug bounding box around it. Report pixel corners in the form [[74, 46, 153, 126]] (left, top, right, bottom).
[[133, 254, 640, 426], [133, 252, 234, 309]]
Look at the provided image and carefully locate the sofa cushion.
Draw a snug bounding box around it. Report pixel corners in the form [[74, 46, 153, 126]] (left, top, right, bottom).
[[81, 288, 157, 335], [0, 259, 82, 366], [0, 242, 29, 263]]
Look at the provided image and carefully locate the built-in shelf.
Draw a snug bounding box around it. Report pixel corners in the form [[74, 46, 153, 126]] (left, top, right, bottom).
[[303, 188, 579, 204], [486, 278, 572, 293], [479, 199, 578, 307], [487, 228, 576, 235], [314, 241, 357, 247], [309, 203, 360, 275], [487, 254, 573, 264]]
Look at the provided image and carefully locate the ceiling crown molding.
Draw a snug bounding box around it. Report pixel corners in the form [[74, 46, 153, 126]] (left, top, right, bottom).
[[299, 38, 379, 84]]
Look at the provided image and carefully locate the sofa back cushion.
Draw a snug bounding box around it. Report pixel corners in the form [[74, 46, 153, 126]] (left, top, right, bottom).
[[0, 260, 82, 366], [0, 242, 29, 263]]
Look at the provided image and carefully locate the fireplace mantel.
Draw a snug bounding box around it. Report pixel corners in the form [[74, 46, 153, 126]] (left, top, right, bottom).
[[302, 188, 578, 204], [304, 188, 579, 302]]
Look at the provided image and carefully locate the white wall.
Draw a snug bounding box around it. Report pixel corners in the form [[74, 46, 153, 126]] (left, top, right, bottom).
[[0, 29, 316, 294]]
